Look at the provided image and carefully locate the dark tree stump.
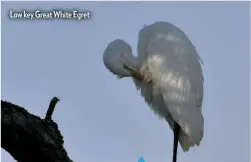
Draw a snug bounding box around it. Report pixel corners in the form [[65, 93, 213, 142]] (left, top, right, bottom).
[[1, 97, 73, 162]]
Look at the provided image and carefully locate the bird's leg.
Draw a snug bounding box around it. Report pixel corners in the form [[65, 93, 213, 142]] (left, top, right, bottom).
[[173, 122, 180, 162]]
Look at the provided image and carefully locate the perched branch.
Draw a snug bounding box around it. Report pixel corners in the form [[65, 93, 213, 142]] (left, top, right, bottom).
[[1, 97, 73, 162]]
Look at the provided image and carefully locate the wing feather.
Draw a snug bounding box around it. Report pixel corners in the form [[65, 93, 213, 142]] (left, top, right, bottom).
[[141, 22, 204, 151]]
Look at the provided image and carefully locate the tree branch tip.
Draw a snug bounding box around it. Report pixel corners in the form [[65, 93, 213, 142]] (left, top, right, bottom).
[[45, 96, 60, 121], [52, 96, 60, 102]]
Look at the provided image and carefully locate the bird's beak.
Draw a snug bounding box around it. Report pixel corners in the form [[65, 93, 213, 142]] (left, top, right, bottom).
[[123, 64, 144, 81]]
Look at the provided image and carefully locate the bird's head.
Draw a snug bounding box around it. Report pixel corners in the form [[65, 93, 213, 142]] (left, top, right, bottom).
[[103, 39, 142, 79]]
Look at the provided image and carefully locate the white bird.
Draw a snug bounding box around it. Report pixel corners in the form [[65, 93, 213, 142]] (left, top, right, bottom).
[[103, 21, 204, 162]]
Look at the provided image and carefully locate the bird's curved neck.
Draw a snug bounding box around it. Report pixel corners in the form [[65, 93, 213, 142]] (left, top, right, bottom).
[[124, 54, 140, 70]]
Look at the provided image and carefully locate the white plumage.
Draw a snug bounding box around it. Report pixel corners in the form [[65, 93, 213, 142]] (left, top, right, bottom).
[[103, 21, 204, 154]]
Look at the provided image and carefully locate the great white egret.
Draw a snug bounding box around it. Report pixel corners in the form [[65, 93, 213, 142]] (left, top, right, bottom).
[[103, 21, 204, 162]]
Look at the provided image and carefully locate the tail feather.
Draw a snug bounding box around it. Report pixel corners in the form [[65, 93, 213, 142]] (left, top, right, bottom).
[[178, 131, 194, 152], [165, 113, 203, 152], [178, 126, 203, 152]]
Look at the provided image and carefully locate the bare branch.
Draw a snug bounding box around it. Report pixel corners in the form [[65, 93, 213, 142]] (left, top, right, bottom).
[[1, 97, 73, 162]]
